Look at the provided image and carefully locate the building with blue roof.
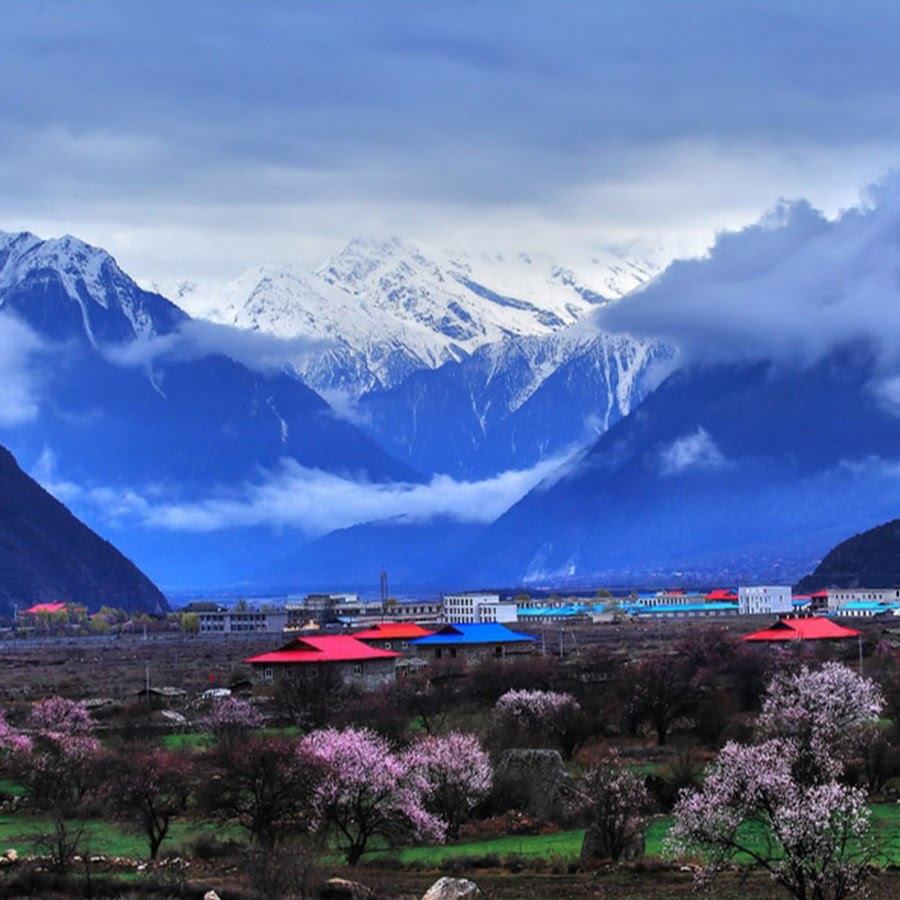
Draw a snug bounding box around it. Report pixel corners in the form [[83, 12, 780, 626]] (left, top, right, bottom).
[[409, 622, 537, 662]]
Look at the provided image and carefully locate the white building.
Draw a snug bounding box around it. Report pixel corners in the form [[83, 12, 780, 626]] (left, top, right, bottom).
[[443, 592, 518, 624], [198, 608, 289, 634], [738, 585, 793, 616]]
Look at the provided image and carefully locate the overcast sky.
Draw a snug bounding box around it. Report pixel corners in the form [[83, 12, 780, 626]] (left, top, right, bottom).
[[2, 1, 900, 282]]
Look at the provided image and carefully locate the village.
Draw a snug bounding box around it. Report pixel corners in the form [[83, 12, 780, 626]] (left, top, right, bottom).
[[1, 582, 900, 899]]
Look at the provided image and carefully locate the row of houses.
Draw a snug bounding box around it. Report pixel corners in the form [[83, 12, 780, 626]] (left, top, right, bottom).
[[183, 583, 900, 637], [243, 621, 537, 689]]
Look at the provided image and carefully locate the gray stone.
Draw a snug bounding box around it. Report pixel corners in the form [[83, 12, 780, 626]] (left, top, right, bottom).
[[421, 877, 482, 900], [320, 877, 373, 900], [494, 748, 576, 820]]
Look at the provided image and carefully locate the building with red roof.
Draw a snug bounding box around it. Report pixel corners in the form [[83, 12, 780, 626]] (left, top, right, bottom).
[[352, 622, 434, 652], [20, 602, 69, 616], [741, 617, 861, 643], [244, 634, 400, 690], [705, 589, 738, 602]]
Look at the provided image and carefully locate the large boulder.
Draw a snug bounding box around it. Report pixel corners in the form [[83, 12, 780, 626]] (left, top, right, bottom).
[[421, 877, 482, 900], [493, 748, 576, 821]]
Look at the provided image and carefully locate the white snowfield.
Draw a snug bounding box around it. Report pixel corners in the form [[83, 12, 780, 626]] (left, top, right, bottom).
[[152, 237, 665, 396]]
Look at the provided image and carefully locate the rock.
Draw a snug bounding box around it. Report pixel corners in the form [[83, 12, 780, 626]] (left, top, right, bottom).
[[421, 877, 482, 900], [493, 749, 576, 820], [320, 877, 373, 899], [203, 892, 221, 900]]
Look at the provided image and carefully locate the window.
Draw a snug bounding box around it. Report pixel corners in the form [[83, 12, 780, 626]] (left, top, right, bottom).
[[352, 663, 363, 676], [384, 641, 392, 650], [263, 667, 273, 681]]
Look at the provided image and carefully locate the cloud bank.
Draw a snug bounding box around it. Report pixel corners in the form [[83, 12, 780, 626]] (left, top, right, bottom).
[[102, 318, 327, 376], [0, 314, 46, 425], [2, 3, 899, 280], [37, 452, 570, 537], [600, 176, 900, 387]]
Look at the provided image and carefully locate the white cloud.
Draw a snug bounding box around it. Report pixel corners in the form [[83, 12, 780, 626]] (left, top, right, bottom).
[[657, 427, 728, 476], [35, 452, 571, 536], [600, 175, 900, 381], [0, 313, 45, 425], [101, 318, 327, 375]]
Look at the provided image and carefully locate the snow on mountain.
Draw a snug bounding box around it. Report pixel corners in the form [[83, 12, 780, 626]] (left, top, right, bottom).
[[357, 321, 675, 478], [156, 237, 665, 397], [1, 230, 185, 346]]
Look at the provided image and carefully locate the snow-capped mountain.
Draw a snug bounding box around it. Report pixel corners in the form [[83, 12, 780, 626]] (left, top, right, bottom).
[[357, 324, 675, 478], [1, 230, 185, 344], [158, 237, 664, 397], [0, 229, 422, 588]]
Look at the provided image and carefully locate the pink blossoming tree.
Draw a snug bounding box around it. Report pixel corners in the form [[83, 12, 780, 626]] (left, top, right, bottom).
[[301, 726, 445, 864], [575, 749, 652, 862], [20, 697, 102, 874], [198, 696, 264, 749], [667, 663, 883, 900], [493, 688, 583, 757], [104, 749, 192, 859], [0, 708, 31, 756], [402, 732, 492, 838]]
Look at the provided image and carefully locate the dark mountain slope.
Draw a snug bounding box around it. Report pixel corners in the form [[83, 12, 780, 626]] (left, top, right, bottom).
[[795, 520, 900, 591], [462, 350, 900, 587], [0, 444, 167, 616]]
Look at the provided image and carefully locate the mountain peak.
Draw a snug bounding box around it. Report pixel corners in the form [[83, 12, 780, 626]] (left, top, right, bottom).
[[0, 229, 186, 346]]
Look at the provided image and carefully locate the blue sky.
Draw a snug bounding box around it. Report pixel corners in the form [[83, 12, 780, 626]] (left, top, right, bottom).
[[2, 1, 900, 281]]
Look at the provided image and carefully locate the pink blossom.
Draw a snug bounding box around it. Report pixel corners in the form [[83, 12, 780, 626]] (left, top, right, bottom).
[[575, 749, 652, 862], [667, 663, 881, 899], [198, 696, 264, 747], [0, 709, 32, 754], [30, 697, 95, 736], [402, 732, 492, 838], [301, 726, 445, 864]]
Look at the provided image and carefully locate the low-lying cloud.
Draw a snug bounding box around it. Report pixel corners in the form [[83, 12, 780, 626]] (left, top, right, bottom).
[[102, 317, 328, 376], [0, 313, 46, 425], [657, 427, 729, 476], [600, 175, 900, 378], [37, 452, 570, 536]]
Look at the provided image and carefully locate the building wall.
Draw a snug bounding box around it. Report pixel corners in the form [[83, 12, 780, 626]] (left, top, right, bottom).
[[443, 593, 519, 623], [827, 588, 900, 610], [738, 586, 793, 616], [198, 610, 289, 634], [254, 657, 396, 691]]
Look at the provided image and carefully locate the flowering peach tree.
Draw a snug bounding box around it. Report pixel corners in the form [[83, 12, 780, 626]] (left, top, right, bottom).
[[575, 749, 652, 862], [199, 696, 264, 748], [494, 688, 583, 756], [667, 663, 883, 900], [301, 726, 445, 864], [402, 732, 492, 838], [104, 749, 191, 859]]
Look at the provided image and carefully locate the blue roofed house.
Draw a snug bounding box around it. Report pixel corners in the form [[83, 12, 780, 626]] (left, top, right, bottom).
[[409, 623, 537, 663]]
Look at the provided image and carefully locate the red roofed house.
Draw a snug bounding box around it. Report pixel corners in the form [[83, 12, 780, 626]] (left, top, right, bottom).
[[742, 617, 861, 643], [352, 622, 434, 652], [705, 589, 738, 602], [20, 602, 68, 615], [244, 634, 400, 690]]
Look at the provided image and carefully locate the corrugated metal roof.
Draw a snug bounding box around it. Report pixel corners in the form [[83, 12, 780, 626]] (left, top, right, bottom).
[[742, 617, 860, 642], [244, 635, 400, 664], [352, 622, 434, 640], [410, 623, 536, 645]]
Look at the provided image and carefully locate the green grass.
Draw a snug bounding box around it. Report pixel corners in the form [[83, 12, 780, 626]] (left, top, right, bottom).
[[160, 732, 209, 751], [0, 778, 25, 797], [0, 813, 231, 858]]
